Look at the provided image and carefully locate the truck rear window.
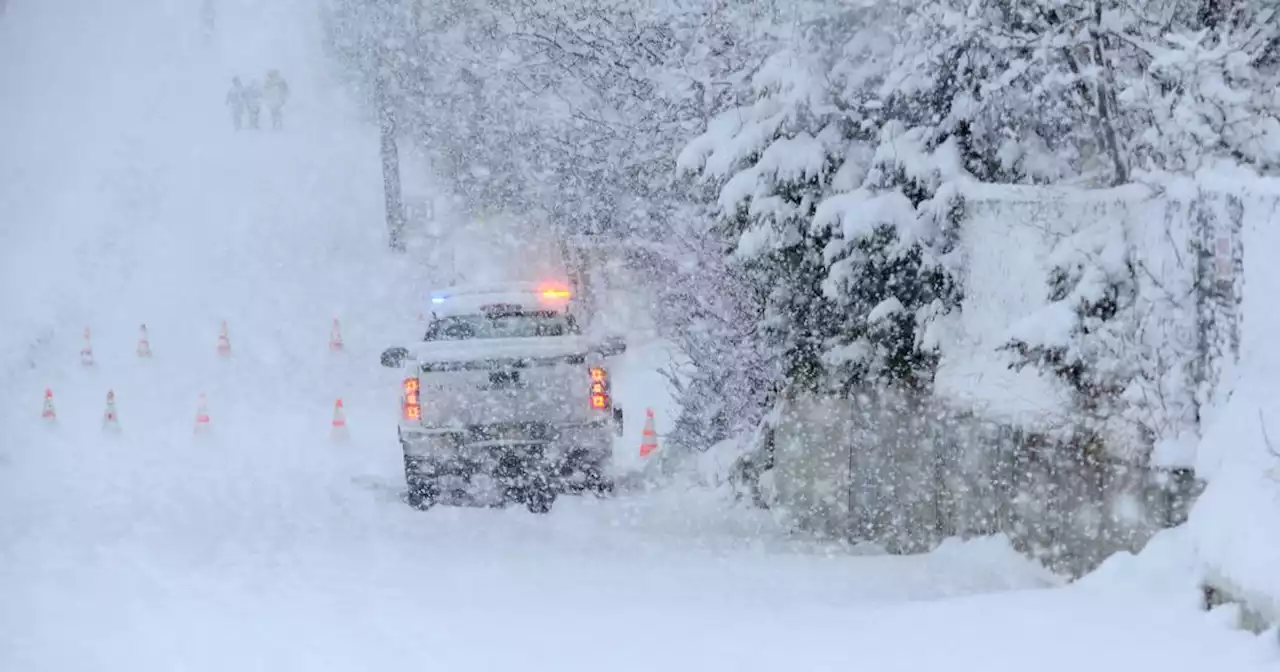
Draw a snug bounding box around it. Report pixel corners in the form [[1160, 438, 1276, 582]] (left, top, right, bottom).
[[424, 310, 578, 341]]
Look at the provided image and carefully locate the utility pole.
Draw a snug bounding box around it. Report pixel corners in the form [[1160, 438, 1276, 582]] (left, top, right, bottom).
[[375, 46, 407, 253], [200, 0, 216, 43]]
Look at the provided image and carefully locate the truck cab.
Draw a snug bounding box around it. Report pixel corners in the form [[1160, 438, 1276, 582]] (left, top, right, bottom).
[[381, 281, 624, 513]]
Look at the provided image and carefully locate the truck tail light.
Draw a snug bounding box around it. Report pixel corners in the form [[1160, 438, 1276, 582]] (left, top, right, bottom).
[[402, 377, 421, 421], [589, 367, 610, 410]]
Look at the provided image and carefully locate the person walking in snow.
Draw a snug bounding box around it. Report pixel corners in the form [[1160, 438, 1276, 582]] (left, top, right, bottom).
[[225, 77, 247, 131], [263, 69, 290, 131], [242, 79, 263, 129]]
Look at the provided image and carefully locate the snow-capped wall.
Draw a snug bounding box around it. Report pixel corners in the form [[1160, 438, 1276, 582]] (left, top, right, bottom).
[[762, 176, 1269, 577], [1182, 174, 1280, 624], [937, 175, 1280, 596]]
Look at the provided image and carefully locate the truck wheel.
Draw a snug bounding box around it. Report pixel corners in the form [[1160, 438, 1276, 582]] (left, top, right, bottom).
[[589, 475, 615, 496], [526, 489, 554, 514], [576, 458, 613, 496], [524, 476, 556, 514], [406, 484, 437, 511], [404, 455, 437, 511]]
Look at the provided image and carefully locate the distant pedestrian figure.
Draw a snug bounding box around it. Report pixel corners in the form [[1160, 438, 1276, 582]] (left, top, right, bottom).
[[243, 79, 262, 129], [225, 77, 247, 130], [263, 69, 290, 130]]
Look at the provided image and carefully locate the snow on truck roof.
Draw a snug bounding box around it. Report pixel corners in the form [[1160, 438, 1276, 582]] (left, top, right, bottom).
[[426, 281, 574, 317]]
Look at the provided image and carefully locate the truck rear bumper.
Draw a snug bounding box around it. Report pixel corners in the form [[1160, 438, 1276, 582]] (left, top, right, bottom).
[[399, 420, 613, 462], [400, 421, 614, 499], [401, 417, 616, 488]]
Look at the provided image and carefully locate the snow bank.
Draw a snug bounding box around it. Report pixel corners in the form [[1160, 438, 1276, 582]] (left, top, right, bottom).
[[1075, 526, 1205, 605], [928, 534, 1066, 588]]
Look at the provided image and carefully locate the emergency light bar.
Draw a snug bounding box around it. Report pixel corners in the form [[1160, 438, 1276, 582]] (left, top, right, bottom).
[[425, 282, 571, 308]]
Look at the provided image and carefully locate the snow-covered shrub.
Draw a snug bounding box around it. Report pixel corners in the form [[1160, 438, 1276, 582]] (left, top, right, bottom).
[[1002, 220, 1140, 448], [650, 235, 779, 453]]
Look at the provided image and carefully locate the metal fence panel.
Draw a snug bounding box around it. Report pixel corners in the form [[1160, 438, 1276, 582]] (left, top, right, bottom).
[[769, 391, 1195, 576]]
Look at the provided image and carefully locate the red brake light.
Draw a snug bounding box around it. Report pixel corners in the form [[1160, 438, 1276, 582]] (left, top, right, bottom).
[[541, 288, 572, 300], [402, 378, 421, 421], [589, 367, 610, 410]]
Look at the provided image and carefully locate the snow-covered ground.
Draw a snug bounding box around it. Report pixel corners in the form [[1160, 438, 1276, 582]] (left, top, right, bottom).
[[1, 0, 1277, 670]]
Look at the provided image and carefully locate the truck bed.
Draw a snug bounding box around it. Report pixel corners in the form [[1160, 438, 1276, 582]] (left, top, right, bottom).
[[406, 334, 602, 368], [407, 335, 609, 430]]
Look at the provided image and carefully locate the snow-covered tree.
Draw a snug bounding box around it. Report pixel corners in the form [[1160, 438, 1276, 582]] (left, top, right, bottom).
[[815, 123, 965, 393], [1118, 17, 1280, 174], [678, 9, 971, 407], [319, 0, 1280, 465]]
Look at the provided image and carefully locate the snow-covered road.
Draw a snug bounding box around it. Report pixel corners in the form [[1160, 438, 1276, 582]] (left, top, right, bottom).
[[1, 428, 1273, 671], [0, 427, 1055, 669], [0, 0, 1275, 670]]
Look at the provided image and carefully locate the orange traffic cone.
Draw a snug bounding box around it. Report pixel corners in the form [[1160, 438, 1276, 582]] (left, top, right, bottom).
[[80, 327, 94, 366], [102, 389, 120, 431], [194, 393, 211, 434], [639, 407, 659, 457], [331, 398, 348, 440], [329, 318, 344, 352], [216, 320, 231, 357], [137, 324, 152, 357], [41, 388, 56, 422]]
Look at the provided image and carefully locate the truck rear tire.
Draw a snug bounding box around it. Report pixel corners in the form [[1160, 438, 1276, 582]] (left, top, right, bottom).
[[556, 447, 612, 496], [525, 487, 555, 514], [404, 454, 438, 511], [407, 485, 437, 511], [523, 474, 556, 514]]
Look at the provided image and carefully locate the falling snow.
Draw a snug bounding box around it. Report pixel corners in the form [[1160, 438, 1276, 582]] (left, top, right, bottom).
[[2, 0, 1280, 670]]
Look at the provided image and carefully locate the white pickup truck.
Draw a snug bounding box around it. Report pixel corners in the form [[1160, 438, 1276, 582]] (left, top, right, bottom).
[[380, 281, 625, 513]]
